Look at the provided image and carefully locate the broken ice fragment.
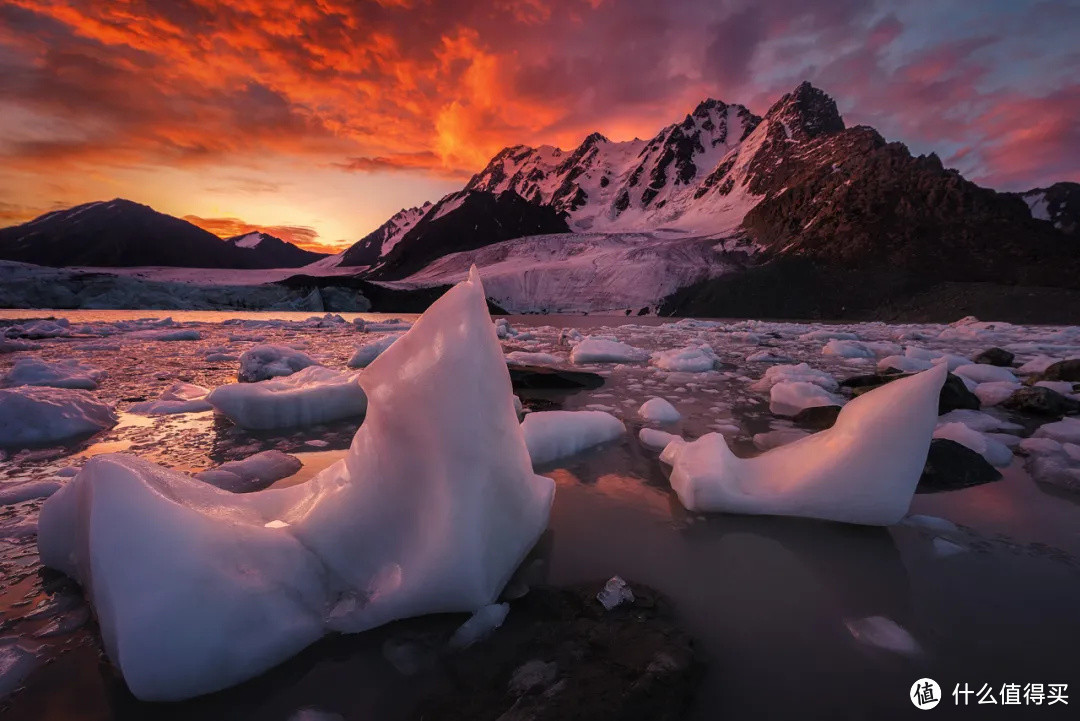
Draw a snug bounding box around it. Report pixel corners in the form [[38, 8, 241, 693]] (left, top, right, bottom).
[[596, 576, 634, 610]]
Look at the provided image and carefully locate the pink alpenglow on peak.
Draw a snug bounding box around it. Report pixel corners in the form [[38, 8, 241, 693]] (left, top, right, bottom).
[[37, 266, 555, 701], [660, 364, 947, 526]]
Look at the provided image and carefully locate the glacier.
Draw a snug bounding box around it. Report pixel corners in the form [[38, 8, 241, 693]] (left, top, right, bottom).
[[36, 267, 555, 701]]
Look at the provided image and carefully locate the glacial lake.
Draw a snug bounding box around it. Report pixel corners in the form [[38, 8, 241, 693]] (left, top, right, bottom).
[[1, 309, 1079, 720]]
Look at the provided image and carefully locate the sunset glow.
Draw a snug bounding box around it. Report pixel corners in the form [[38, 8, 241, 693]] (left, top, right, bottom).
[[1, 0, 1077, 249]]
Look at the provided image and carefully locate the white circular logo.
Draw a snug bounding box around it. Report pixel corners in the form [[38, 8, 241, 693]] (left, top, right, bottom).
[[911, 678, 941, 710]]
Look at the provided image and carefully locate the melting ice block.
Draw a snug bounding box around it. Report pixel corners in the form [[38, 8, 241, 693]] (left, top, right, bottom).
[[0, 386, 117, 447], [522, 410, 626, 465], [206, 366, 367, 430], [37, 267, 555, 701], [2, 357, 105, 390], [661, 364, 947, 525]]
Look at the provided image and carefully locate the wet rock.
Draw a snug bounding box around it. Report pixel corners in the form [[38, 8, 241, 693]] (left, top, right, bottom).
[[846, 372, 979, 414], [1001, 386, 1080, 417], [1035, 359, 1080, 382], [973, 347, 1014, 367], [508, 365, 605, 391], [792, 404, 841, 430], [938, 373, 982, 414], [917, 439, 1002, 493], [415, 583, 700, 721]]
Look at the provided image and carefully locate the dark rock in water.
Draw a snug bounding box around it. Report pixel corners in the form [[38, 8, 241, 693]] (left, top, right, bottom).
[[1002, 386, 1080, 417], [792, 405, 841, 430], [508, 365, 605, 391], [938, 373, 981, 414], [1036, 358, 1080, 382], [415, 583, 700, 721], [917, 439, 1002, 493], [840, 370, 902, 390], [846, 371, 979, 414], [973, 347, 1015, 367]]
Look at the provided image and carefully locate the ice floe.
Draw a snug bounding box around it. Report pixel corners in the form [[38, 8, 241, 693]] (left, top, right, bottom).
[[638, 397, 681, 423], [129, 382, 212, 415], [206, 366, 367, 430], [0, 386, 117, 447], [2, 357, 105, 390], [522, 410, 626, 465], [238, 344, 318, 382], [660, 365, 946, 525], [570, 337, 649, 364]]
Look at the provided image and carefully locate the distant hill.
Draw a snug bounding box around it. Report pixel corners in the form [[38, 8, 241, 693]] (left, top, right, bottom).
[[0, 199, 322, 269]]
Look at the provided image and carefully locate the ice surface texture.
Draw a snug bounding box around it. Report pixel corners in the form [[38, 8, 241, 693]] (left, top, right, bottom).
[[661, 364, 947, 525], [0, 386, 117, 446], [37, 268, 555, 701], [206, 365, 368, 430]]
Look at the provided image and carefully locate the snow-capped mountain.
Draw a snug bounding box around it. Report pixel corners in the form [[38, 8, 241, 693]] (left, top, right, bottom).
[[223, 231, 327, 268], [1016, 182, 1079, 235], [0, 199, 321, 269], [343, 81, 1078, 317]]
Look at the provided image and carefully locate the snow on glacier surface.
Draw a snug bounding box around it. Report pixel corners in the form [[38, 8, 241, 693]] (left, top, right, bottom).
[[35, 268, 554, 701]]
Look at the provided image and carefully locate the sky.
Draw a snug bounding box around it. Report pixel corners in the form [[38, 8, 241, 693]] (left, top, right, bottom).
[[1, 0, 1077, 252]]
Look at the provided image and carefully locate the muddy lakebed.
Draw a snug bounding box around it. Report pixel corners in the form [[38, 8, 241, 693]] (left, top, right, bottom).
[[1, 309, 1079, 720]]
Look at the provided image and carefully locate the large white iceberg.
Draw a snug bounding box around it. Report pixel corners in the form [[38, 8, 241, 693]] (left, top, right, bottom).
[[38, 268, 554, 701], [660, 364, 947, 525], [206, 366, 367, 430]]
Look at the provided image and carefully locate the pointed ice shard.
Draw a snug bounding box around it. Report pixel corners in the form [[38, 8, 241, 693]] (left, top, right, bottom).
[[661, 364, 947, 525], [37, 267, 554, 701]]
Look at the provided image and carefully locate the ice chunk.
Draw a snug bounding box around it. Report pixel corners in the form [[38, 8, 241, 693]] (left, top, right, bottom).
[[2, 357, 105, 390], [596, 576, 634, 610], [238, 344, 318, 382], [845, 616, 921, 655], [195, 450, 302, 492], [570, 337, 648, 364], [974, 381, 1021, 407], [745, 349, 792, 363], [822, 339, 875, 359], [207, 366, 367, 430], [133, 328, 201, 341], [638, 397, 681, 423], [751, 363, 838, 392], [638, 428, 681, 452], [1035, 380, 1075, 394], [660, 365, 947, 525], [505, 351, 561, 366], [448, 603, 509, 649], [347, 333, 403, 368], [651, 345, 718, 372], [954, 364, 1018, 385], [37, 268, 554, 701], [0, 479, 62, 505], [769, 381, 842, 416], [0, 387, 117, 447], [876, 355, 932, 373], [1034, 417, 1080, 444], [522, 410, 625, 465], [937, 409, 1022, 433], [129, 382, 212, 415]]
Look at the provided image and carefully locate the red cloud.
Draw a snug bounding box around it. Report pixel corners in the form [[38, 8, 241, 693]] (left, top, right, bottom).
[[183, 215, 342, 253]]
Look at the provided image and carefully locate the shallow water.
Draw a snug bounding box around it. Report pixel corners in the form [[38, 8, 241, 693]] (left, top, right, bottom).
[[2, 311, 1080, 719]]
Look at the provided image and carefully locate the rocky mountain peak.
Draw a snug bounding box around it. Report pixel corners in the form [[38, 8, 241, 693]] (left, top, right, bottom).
[[765, 81, 845, 141]]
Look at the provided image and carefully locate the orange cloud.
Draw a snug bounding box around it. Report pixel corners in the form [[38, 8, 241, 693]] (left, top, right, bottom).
[[183, 214, 341, 252]]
